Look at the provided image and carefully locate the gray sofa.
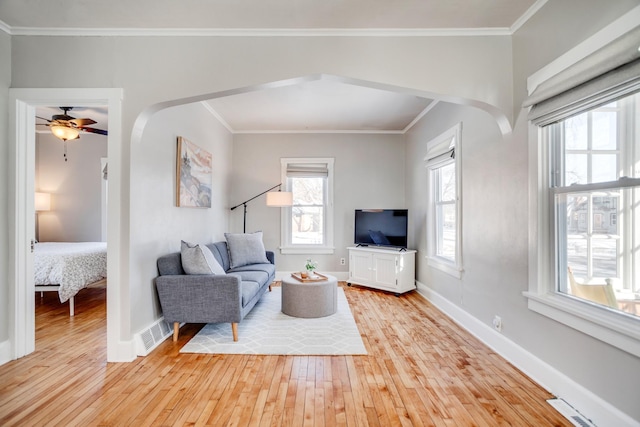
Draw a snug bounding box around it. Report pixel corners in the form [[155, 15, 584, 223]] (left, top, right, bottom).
[[155, 241, 275, 342]]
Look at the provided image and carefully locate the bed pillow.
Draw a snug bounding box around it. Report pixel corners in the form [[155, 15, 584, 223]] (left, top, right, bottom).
[[181, 240, 226, 275], [369, 230, 391, 246], [224, 231, 270, 269]]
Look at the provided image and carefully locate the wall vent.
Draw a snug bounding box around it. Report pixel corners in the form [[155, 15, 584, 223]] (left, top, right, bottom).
[[547, 398, 597, 427], [134, 318, 173, 356]]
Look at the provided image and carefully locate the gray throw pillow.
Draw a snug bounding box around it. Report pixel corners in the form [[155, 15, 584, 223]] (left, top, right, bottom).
[[224, 231, 270, 269], [181, 240, 226, 275]]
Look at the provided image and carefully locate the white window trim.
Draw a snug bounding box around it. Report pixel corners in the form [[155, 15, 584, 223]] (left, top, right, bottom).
[[424, 123, 463, 278], [525, 12, 640, 357], [279, 157, 335, 255]]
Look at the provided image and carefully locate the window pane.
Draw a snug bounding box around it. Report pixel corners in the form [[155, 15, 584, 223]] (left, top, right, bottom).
[[439, 163, 456, 202], [592, 154, 617, 183], [564, 114, 588, 150], [592, 110, 617, 150], [566, 154, 587, 185], [291, 206, 324, 244], [592, 238, 618, 279], [437, 203, 456, 260], [292, 177, 324, 205]]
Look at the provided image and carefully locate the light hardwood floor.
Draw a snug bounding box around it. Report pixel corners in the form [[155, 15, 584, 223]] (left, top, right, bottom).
[[0, 283, 571, 426]]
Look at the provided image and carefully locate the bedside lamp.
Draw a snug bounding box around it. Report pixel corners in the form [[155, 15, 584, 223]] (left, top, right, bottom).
[[35, 192, 51, 242], [35, 192, 51, 212]]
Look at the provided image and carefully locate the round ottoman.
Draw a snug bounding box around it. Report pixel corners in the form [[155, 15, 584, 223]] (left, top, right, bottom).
[[281, 274, 338, 318]]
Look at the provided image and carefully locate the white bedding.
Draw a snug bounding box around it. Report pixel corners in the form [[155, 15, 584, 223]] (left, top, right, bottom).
[[34, 242, 107, 303]]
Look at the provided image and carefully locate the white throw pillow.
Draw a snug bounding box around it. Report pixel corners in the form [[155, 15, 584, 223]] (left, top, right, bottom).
[[224, 231, 270, 269], [181, 241, 226, 275]]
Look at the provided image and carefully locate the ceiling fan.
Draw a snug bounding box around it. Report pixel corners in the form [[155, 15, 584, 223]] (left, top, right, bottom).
[[36, 107, 108, 161]]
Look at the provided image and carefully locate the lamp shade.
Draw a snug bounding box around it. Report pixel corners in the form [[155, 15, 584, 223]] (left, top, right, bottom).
[[266, 191, 293, 207], [35, 192, 51, 211], [51, 125, 80, 141]]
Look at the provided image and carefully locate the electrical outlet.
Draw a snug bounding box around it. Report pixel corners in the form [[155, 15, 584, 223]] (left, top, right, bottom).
[[340, 257, 346, 265], [492, 315, 502, 332]]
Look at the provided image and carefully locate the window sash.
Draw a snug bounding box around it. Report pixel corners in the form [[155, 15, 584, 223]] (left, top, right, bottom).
[[289, 176, 326, 246], [280, 158, 334, 254]]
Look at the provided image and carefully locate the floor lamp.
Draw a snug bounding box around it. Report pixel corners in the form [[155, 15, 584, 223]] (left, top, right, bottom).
[[230, 183, 293, 233], [35, 192, 51, 242]]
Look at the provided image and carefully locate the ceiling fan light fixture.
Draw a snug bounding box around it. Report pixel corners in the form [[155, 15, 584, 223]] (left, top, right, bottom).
[[51, 125, 80, 141]]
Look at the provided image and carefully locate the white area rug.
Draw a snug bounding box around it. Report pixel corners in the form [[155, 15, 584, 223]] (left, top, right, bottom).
[[180, 287, 367, 355]]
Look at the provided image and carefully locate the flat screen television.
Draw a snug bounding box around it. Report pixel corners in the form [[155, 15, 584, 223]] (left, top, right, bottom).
[[354, 209, 408, 249]]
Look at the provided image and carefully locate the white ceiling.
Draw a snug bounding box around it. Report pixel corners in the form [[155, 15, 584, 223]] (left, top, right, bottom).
[[15, 0, 540, 133], [206, 80, 435, 133]]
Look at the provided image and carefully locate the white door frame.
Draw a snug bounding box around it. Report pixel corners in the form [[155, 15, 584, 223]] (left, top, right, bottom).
[[8, 88, 133, 362]]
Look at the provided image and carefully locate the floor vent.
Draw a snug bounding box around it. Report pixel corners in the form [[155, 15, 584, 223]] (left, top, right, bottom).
[[134, 318, 173, 356], [547, 398, 597, 427]]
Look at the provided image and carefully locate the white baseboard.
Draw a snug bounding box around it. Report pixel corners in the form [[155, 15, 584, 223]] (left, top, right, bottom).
[[107, 339, 138, 362], [0, 340, 11, 366], [415, 281, 638, 427]]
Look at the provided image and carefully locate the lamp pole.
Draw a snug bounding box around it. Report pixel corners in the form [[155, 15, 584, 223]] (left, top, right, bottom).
[[230, 183, 283, 233]]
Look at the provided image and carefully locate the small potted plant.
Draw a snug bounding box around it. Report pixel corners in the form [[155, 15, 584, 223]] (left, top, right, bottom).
[[305, 258, 318, 278]]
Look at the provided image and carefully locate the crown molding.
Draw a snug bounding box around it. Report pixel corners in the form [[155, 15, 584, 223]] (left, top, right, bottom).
[[510, 0, 548, 33], [4, 25, 512, 37]]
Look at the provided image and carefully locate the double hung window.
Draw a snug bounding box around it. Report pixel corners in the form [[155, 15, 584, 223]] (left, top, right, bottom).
[[526, 24, 640, 355], [280, 158, 334, 254], [548, 95, 640, 315], [425, 123, 462, 278]]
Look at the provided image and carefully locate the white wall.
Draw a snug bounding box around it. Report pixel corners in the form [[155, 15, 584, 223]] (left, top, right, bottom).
[[36, 132, 107, 242], [129, 102, 233, 334], [231, 133, 406, 272]]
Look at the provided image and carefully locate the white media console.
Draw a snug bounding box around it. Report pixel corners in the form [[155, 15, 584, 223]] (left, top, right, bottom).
[[347, 246, 416, 295]]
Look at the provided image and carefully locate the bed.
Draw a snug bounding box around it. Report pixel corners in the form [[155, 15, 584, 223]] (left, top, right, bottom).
[[34, 242, 107, 316]]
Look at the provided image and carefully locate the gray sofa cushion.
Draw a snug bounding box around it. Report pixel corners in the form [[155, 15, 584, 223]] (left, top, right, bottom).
[[228, 270, 270, 286], [227, 262, 275, 276], [157, 252, 185, 275], [207, 242, 231, 271], [224, 232, 270, 268], [181, 241, 226, 275], [240, 281, 260, 307]]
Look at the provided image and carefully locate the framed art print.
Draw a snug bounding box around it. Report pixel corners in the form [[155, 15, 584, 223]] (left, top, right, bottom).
[[176, 136, 212, 208]]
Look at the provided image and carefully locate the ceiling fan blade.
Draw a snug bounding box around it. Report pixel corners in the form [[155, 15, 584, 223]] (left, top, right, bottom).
[[70, 118, 97, 127], [36, 116, 52, 122], [79, 126, 108, 136]]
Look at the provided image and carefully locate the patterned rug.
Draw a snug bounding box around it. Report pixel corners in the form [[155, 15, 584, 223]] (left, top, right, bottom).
[[180, 287, 367, 355]]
